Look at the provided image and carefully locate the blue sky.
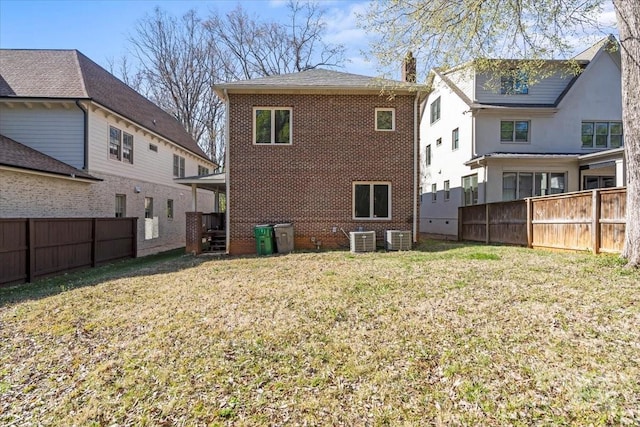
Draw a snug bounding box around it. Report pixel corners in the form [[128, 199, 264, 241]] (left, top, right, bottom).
[[0, 0, 377, 76], [0, 0, 619, 81]]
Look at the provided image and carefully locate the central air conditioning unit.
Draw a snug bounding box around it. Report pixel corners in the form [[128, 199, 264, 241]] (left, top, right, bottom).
[[350, 231, 376, 253], [386, 230, 411, 251]]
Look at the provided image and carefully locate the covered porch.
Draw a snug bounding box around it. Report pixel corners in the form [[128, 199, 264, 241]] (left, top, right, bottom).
[[174, 172, 227, 254]]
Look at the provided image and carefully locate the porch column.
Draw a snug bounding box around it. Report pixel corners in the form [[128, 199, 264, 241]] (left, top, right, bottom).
[[615, 158, 626, 187], [186, 211, 203, 254], [191, 183, 198, 211]]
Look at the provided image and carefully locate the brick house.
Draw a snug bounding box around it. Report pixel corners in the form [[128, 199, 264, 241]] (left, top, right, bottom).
[[214, 68, 425, 254], [0, 49, 216, 256]]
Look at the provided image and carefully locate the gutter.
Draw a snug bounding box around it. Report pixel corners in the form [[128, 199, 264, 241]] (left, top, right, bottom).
[[413, 92, 419, 243], [224, 88, 230, 254], [75, 100, 89, 170]]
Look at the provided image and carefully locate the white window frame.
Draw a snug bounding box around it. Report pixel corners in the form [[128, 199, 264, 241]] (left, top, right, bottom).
[[375, 108, 395, 131], [109, 125, 133, 163], [352, 181, 392, 220], [426, 144, 432, 166], [253, 107, 292, 145], [500, 120, 530, 143], [431, 183, 437, 202], [462, 174, 478, 206], [198, 165, 209, 176], [444, 180, 450, 201]]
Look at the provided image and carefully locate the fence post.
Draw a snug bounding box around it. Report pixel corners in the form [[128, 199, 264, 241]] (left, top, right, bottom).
[[526, 198, 533, 248], [485, 203, 490, 244], [592, 190, 601, 255], [91, 218, 98, 267], [27, 219, 35, 283]]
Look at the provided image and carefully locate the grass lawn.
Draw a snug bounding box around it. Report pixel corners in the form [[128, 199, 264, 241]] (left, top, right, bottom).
[[1, 241, 639, 426]]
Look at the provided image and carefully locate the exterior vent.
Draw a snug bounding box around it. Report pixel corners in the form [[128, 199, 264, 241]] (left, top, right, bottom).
[[350, 231, 376, 253], [386, 230, 411, 251]]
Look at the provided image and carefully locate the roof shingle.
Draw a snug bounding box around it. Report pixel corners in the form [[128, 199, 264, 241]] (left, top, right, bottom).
[[0, 49, 209, 161]]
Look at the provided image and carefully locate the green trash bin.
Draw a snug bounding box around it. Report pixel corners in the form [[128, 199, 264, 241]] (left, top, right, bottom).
[[254, 224, 274, 255]]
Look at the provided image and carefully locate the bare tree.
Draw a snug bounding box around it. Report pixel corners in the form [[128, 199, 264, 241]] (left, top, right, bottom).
[[206, 1, 346, 80]]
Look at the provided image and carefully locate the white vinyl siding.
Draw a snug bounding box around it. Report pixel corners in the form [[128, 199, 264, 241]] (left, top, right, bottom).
[[0, 104, 85, 169]]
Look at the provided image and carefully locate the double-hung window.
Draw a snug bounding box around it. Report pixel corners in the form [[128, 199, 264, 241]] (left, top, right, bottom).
[[254, 107, 292, 144], [430, 96, 441, 124], [198, 165, 209, 175], [173, 155, 185, 178], [581, 121, 623, 148], [375, 108, 395, 131], [353, 182, 391, 220], [452, 128, 459, 150], [109, 126, 133, 163], [501, 120, 529, 142]]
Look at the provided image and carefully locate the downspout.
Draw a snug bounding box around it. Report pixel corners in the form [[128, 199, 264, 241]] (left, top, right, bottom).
[[224, 89, 231, 254], [413, 92, 419, 243], [75, 100, 89, 170]]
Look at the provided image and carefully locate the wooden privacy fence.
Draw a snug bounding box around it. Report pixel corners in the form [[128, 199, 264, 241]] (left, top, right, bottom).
[[0, 217, 137, 286], [459, 188, 626, 253]]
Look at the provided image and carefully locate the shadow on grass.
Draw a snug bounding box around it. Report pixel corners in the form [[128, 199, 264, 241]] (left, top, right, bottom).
[[0, 249, 218, 307]]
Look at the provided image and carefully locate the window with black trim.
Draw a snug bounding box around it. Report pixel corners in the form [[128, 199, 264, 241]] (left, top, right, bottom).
[[502, 171, 565, 201], [353, 182, 391, 220], [430, 96, 441, 124], [198, 165, 209, 175], [109, 125, 133, 163], [254, 107, 292, 144], [452, 128, 459, 150], [426, 144, 432, 166], [167, 199, 174, 219]]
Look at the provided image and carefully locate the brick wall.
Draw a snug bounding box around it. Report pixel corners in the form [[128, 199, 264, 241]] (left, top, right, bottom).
[[227, 93, 418, 255]]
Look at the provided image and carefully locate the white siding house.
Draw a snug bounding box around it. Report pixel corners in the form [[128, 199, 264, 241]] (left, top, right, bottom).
[[0, 49, 217, 256], [420, 37, 625, 238]]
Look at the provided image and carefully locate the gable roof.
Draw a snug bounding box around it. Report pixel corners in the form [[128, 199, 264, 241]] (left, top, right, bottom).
[[214, 68, 422, 98], [430, 36, 617, 109], [0, 49, 210, 162], [0, 134, 100, 181]]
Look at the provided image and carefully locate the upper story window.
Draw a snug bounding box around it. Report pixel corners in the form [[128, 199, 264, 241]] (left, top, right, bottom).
[[581, 121, 623, 149], [198, 165, 210, 175], [501, 73, 529, 95], [353, 182, 391, 220], [375, 108, 395, 131], [444, 180, 450, 201], [109, 126, 133, 163], [426, 144, 432, 166], [173, 154, 185, 178], [501, 120, 529, 143], [436, 137, 442, 146], [149, 143, 158, 152], [254, 107, 292, 144], [430, 96, 441, 124], [452, 128, 459, 150]]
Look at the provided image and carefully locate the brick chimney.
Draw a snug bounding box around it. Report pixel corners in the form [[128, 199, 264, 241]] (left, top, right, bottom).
[[402, 52, 416, 83]]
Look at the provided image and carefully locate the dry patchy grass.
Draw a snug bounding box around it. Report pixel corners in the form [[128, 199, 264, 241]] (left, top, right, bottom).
[[1, 242, 639, 426]]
